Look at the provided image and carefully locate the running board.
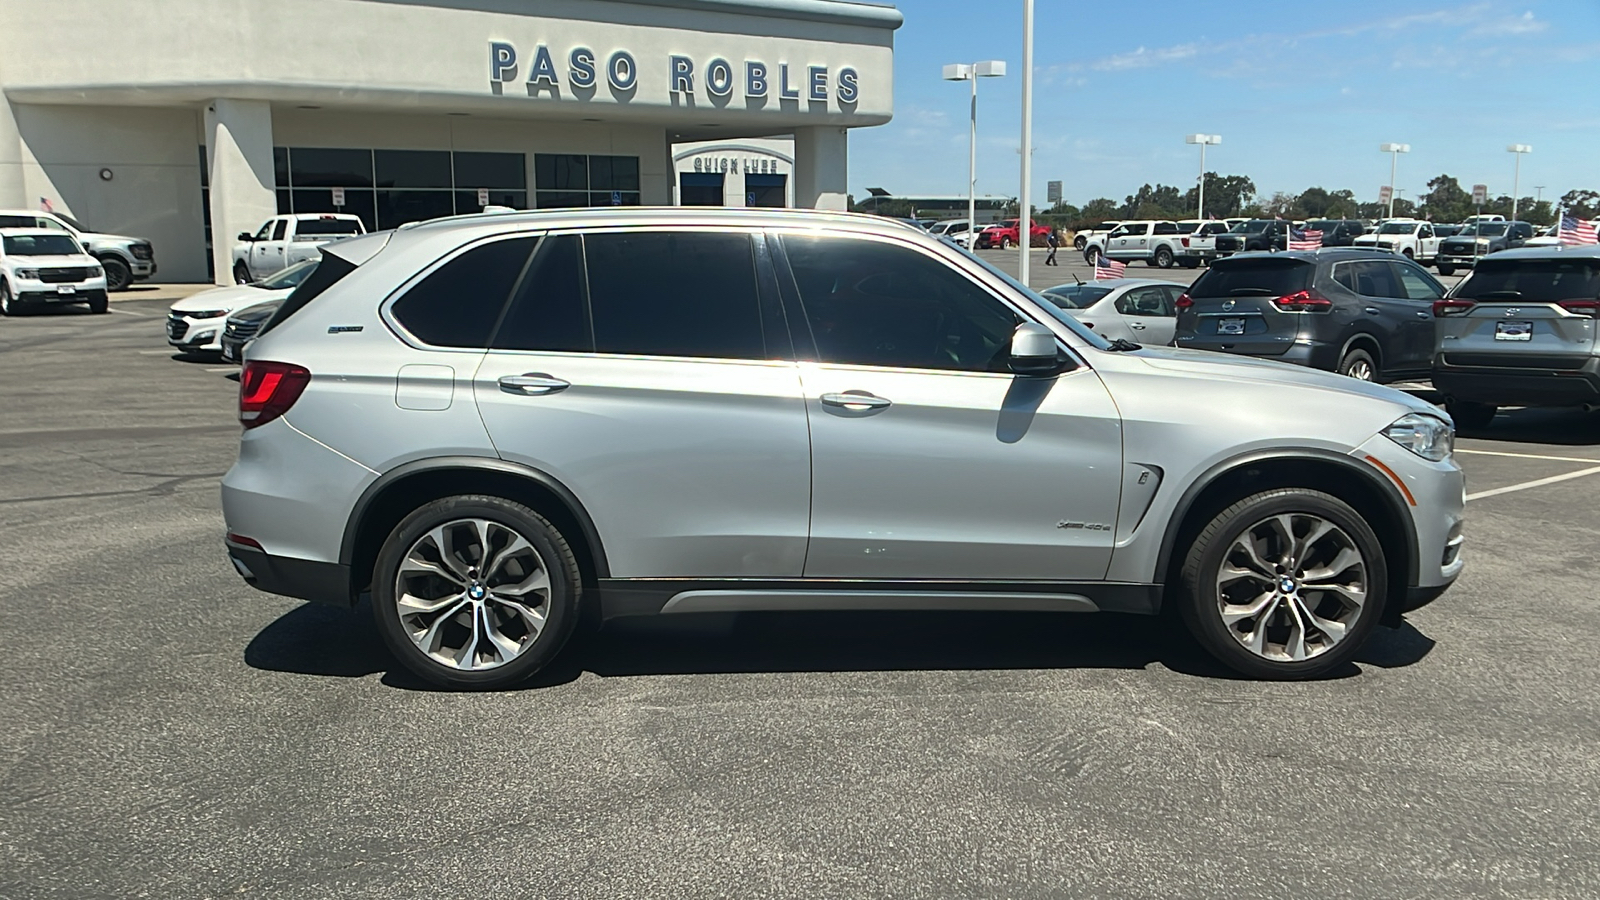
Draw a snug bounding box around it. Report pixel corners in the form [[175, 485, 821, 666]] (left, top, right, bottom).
[[659, 589, 1098, 615]]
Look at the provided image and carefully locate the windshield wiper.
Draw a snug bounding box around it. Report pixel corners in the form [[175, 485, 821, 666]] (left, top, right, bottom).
[[1105, 338, 1143, 352]]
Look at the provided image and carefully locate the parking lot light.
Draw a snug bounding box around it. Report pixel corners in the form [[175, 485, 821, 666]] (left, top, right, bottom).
[[943, 59, 1006, 246], [1507, 145, 1532, 221], [1185, 134, 1221, 218], [1380, 143, 1410, 219]]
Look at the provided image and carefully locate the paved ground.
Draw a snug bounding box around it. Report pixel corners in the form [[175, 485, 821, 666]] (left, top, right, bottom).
[[1, 298, 1597, 899]]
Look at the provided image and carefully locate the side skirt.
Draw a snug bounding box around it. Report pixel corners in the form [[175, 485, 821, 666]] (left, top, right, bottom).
[[597, 579, 1162, 620]]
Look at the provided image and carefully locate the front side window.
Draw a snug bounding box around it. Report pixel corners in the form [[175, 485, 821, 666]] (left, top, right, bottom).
[[390, 237, 536, 348], [583, 231, 765, 360], [254, 222, 274, 241], [1349, 260, 1404, 299], [782, 235, 1020, 373], [271, 220, 288, 241]]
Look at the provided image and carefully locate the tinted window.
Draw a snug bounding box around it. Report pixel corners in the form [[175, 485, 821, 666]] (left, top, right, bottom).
[[271, 220, 288, 241], [375, 150, 452, 189], [1043, 284, 1112, 309], [1456, 259, 1600, 303], [492, 235, 590, 352], [1117, 286, 1175, 317], [2, 234, 80, 255], [1153, 222, 1178, 235], [1349, 260, 1404, 299], [0, 215, 33, 228], [1175, 222, 1200, 234], [784, 235, 1020, 372], [1189, 259, 1314, 298], [296, 218, 363, 236], [1395, 264, 1444, 301], [1333, 263, 1358, 293], [1119, 223, 1150, 236], [583, 231, 765, 359], [391, 237, 535, 348]]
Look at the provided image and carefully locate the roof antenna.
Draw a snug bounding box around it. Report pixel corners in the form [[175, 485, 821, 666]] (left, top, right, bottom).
[[1072, 273, 1083, 285]]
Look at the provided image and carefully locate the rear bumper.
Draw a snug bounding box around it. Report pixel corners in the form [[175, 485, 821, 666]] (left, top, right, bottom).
[[1433, 356, 1600, 405], [226, 540, 352, 606]]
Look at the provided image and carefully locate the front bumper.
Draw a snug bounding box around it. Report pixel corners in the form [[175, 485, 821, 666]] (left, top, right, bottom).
[[1177, 248, 1218, 260], [1352, 434, 1466, 596], [1435, 254, 1482, 267], [14, 285, 107, 305], [1434, 353, 1600, 405], [167, 314, 225, 351]]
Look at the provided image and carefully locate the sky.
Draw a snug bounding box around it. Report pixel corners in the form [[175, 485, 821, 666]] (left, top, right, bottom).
[[850, 1, 1600, 211]]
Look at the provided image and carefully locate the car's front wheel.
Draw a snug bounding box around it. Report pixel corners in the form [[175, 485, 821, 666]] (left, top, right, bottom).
[[1073, 235, 1087, 251], [1436, 265, 1455, 277], [1084, 247, 1100, 265], [372, 495, 582, 690], [0, 280, 16, 316], [234, 262, 252, 285], [1178, 489, 1388, 679], [1000, 236, 1013, 250]]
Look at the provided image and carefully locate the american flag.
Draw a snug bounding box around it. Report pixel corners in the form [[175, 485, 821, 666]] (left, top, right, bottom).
[[1094, 254, 1126, 280], [39, 197, 53, 213], [1560, 214, 1598, 246], [1289, 228, 1323, 251]]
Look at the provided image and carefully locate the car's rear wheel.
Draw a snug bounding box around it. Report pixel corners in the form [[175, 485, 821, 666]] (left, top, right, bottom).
[[1338, 347, 1377, 382], [101, 257, 132, 292], [372, 495, 582, 690], [1446, 399, 1497, 430], [1154, 247, 1174, 268], [1178, 489, 1387, 679], [1436, 265, 1455, 277]]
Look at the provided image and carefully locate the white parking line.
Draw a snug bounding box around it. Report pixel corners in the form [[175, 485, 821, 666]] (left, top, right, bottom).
[[108, 308, 147, 316], [1466, 466, 1600, 502], [1457, 448, 1600, 464]]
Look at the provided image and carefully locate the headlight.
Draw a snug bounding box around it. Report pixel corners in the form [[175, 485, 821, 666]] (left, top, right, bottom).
[[1384, 413, 1453, 462], [1475, 239, 1490, 248], [185, 309, 228, 319], [15, 268, 38, 280], [87, 265, 104, 278]]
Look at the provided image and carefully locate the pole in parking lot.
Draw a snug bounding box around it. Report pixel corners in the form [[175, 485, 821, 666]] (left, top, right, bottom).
[[1507, 145, 1532, 221], [1185, 134, 1220, 218], [943, 60, 1006, 246], [1472, 183, 1487, 265], [1380, 143, 1409, 219], [1019, 0, 1035, 285]]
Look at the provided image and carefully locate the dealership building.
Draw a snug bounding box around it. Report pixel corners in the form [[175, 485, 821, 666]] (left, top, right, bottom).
[[0, 0, 899, 283]]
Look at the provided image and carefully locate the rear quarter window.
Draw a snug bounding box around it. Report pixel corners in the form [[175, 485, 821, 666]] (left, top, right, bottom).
[[1188, 259, 1314, 298]]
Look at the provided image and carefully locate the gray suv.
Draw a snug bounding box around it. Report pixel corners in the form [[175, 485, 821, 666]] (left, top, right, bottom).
[[222, 209, 1464, 688], [1433, 245, 1600, 428]]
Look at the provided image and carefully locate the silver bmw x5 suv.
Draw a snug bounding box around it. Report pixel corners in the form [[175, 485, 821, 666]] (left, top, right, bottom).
[[222, 208, 1464, 688]]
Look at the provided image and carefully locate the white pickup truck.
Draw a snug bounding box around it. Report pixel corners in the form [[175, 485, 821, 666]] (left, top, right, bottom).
[[1173, 219, 1231, 268], [231, 213, 365, 283], [1351, 219, 1443, 264], [1072, 221, 1121, 252]]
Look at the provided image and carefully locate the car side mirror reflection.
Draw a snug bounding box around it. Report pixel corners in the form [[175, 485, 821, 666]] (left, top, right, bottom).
[[1010, 323, 1062, 376]]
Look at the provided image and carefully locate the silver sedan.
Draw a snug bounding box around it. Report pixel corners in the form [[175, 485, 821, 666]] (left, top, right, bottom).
[[1041, 278, 1183, 345]]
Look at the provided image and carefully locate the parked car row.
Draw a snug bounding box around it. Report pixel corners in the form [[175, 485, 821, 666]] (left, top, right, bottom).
[[0, 208, 155, 291], [0, 228, 110, 315]]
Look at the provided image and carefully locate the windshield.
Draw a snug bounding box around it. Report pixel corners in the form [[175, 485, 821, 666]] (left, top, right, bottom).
[[1232, 221, 1270, 233], [1454, 259, 1600, 303], [255, 258, 319, 289], [2, 234, 82, 256], [1378, 222, 1415, 234], [1463, 223, 1509, 237], [1042, 284, 1113, 309], [948, 243, 1113, 349], [295, 218, 363, 237]]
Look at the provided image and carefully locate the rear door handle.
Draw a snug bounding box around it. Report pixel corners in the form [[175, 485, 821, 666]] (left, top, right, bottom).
[[821, 391, 891, 410], [1416, 311, 1431, 319], [1129, 322, 1147, 329], [1364, 307, 1381, 315], [498, 373, 570, 396]]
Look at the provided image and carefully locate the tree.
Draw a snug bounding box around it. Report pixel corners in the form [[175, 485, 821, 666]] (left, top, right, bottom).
[[1182, 173, 1256, 219], [1419, 175, 1472, 224], [1560, 189, 1600, 218], [1297, 187, 1333, 218], [1120, 183, 1185, 219], [1079, 197, 1118, 222]]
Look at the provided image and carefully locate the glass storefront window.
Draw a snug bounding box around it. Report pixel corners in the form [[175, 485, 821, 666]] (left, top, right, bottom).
[[535, 154, 641, 208], [287, 148, 374, 187], [455, 152, 526, 189], [375, 150, 452, 189]]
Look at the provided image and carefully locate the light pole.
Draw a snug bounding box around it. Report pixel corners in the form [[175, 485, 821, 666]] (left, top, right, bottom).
[[1018, 0, 1035, 285], [1380, 143, 1409, 219], [1507, 144, 1532, 220], [942, 60, 1006, 244], [1185, 134, 1221, 218]]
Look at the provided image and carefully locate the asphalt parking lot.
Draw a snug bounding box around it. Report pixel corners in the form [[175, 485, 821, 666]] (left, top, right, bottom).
[[2, 295, 1598, 899]]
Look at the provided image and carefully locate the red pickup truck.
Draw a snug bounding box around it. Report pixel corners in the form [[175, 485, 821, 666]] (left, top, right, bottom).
[[976, 219, 1054, 249]]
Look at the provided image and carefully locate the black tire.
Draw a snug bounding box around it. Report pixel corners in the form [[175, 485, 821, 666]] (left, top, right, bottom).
[[1436, 265, 1455, 277], [101, 257, 132, 292], [1337, 347, 1378, 382], [1073, 235, 1087, 251], [0, 280, 16, 316], [1177, 488, 1389, 680], [371, 494, 583, 690], [1446, 399, 1497, 430], [87, 294, 108, 314], [1083, 247, 1100, 265], [1401, 248, 1415, 260], [233, 262, 252, 285], [1154, 246, 1174, 269], [1179, 258, 1200, 269], [1000, 236, 1013, 250]]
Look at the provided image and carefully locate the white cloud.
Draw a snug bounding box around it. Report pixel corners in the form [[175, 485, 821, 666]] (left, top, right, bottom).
[[1091, 43, 1200, 72]]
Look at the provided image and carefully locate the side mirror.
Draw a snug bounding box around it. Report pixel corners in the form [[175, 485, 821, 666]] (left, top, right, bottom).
[[237, 232, 255, 242], [1010, 323, 1062, 376]]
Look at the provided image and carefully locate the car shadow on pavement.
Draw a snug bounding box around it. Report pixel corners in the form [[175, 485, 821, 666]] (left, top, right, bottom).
[[1456, 406, 1600, 446], [244, 601, 1437, 691]]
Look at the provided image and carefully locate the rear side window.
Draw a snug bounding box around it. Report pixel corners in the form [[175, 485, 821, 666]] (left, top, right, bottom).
[[1154, 222, 1178, 235], [1457, 259, 1600, 303], [1189, 259, 1313, 298], [391, 237, 535, 347], [492, 234, 590, 352], [259, 251, 358, 335], [583, 231, 765, 359]]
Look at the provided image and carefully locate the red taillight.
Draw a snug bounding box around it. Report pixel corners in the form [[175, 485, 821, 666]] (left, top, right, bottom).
[[1180, 237, 1191, 248], [1558, 299, 1600, 317], [1271, 290, 1333, 312], [1433, 299, 1476, 317], [239, 360, 311, 428], [1175, 293, 1194, 311]]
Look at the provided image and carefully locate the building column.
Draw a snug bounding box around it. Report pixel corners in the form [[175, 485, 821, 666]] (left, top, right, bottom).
[[204, 99, 276, 285], [0, 96, 26, 209], [792, 126, 848, 211]]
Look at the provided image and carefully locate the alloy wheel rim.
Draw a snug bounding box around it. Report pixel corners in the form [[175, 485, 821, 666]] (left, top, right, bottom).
[[1347, 360, 1373, 381], [1214, 512, 1367, 662], [394, 517, 552, 671]]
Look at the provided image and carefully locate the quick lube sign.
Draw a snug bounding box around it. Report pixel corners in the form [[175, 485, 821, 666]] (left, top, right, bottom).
[[489, 42, 860, 105]]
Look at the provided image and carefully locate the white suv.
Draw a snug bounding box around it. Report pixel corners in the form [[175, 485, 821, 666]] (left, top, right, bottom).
[[0, 229, 108, 315], [222, 208, 1464, 689]]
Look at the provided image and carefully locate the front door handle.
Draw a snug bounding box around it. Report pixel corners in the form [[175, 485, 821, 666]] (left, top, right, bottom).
[[1364, 307, 1381, 315], [498, 373, 570, 396], [1415, 311, 1431, 319], [821, 391, 891, 410], [1129, 322, 1147, 329]]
